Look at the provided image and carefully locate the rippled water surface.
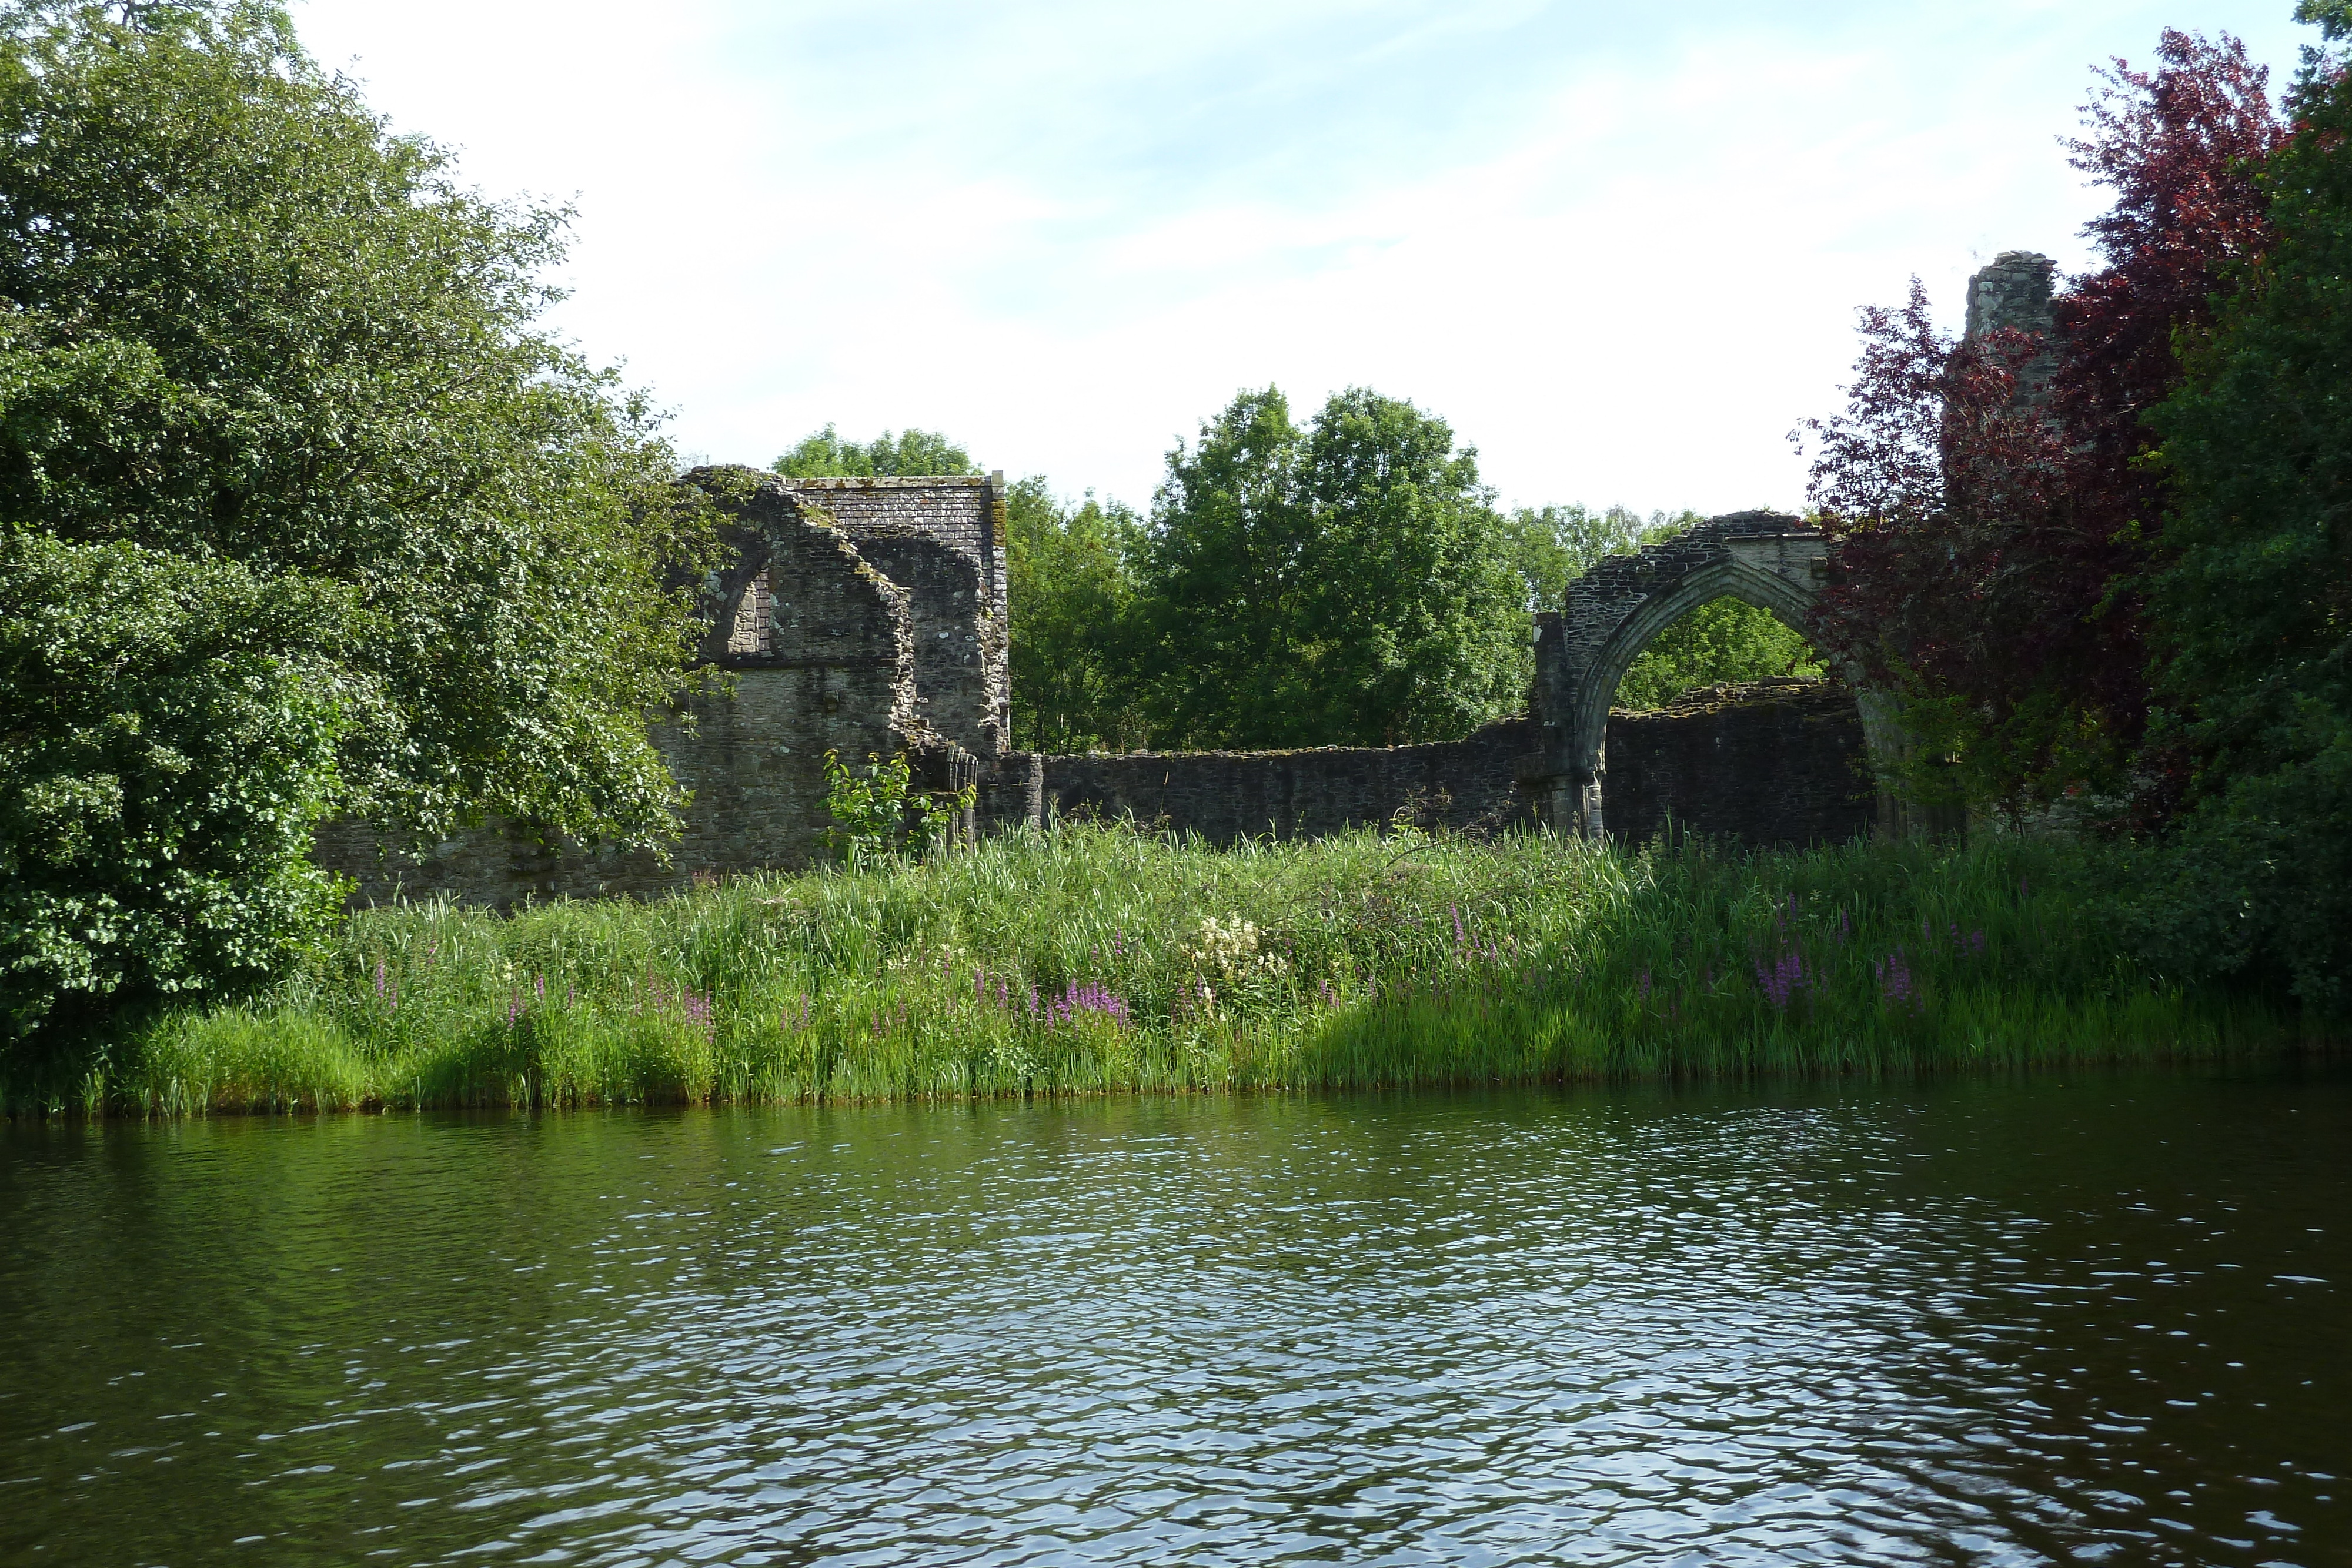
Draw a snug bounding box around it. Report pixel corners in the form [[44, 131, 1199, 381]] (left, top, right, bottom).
[[3, 1071, 2347, 1565]]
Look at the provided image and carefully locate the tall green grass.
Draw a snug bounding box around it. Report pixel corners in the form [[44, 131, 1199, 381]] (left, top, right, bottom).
[[7, 824, 2311, 1115]]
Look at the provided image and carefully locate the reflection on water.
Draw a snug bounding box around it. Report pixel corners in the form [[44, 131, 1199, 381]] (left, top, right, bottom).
[[1, 1070, 2346, 1565]]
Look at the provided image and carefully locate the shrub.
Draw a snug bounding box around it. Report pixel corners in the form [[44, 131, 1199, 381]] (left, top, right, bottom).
[[0, 534, 352, 1059]]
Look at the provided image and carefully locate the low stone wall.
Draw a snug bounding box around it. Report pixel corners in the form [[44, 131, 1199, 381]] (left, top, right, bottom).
[[1035, 682, 1874, 850], [1038, 721, 1539, 841], [1603, 680, 1874, 847], [318, 683, 1876, 910]]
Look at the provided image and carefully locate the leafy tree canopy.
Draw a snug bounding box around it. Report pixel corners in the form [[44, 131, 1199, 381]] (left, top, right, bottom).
[[0, 0, 713, 1045], [1, 534, 352, 1045], [1499, 503, 1679, 613], [1615, 598, 1824, 711], [1005, 478, 1148, 754], [1805, 29, 2281, 819], [1136, 386, 1527, 749], [2134, 34, 2352, 1007], [0, 0, 712, 842], [773, 424, 976, 479]]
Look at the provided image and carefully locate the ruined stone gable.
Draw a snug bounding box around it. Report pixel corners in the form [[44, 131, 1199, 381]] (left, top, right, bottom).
[[315, 467, 965, 906], [774, 473, 1010, 759]]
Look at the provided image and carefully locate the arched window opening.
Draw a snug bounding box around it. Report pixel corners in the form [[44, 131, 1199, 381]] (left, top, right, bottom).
[[1610, 595, 1825, 711]]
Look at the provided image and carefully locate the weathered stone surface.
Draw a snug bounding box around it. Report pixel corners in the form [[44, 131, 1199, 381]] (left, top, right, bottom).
[[848, 534, 991, 756], [1964, 250, 2060, 407], [315, 478, 1895, 910], [1525, 511, 1871, 835], [780, 473, 1010, 757], [318, 470, 938, 907], [1029, 685, 1872, 851], [1965, 250, 2057, 343], [1603, 680, 1875, 847], [1037, 722, 1541, 842]]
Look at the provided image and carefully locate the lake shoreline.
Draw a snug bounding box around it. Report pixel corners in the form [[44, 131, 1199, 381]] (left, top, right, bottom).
[[5, 825, 2318, 1117]]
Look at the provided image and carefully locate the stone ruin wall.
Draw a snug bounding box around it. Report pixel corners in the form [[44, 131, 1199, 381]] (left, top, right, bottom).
[[1964, 250, 2060, 408], [1042, 721, 1541, 842], [1601, 681, 1873, 847], [319, 463, 1890, 909], [783, 473, 1011, 759], [316, 470, 956, 907], [1037, 686, 1873, 849]]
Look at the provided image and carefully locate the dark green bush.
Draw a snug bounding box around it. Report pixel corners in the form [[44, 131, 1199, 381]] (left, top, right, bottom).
[[2140, 39, 2352, 1014], [0, 534, 352, 1057]]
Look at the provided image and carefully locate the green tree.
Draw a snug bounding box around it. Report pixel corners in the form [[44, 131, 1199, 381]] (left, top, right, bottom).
[[1614, 597, 1825, 709], [1136, 386, 1526, 748], [2136, 18, 2352, 1008], [0, 1, 711, 1047], [773, 423, 975, 478], [1005, 477, 1147, 753], [1133, 387, 1307, 745], [1498, 503, 1674, 610], [1, 536, 354, 1049]]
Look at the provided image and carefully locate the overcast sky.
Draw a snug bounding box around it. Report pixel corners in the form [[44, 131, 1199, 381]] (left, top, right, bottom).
[[292, 1, 2315, 517]]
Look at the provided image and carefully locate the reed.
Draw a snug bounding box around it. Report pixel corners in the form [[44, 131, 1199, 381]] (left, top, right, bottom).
[[9, 824, 2310, 1115]]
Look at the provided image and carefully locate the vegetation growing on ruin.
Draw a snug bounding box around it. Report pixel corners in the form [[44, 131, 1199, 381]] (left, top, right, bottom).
[[5, 825, 2301, 1116]]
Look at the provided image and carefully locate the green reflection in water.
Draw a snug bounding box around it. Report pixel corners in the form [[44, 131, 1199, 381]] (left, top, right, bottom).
[[2, 1068, 2346, 1565]]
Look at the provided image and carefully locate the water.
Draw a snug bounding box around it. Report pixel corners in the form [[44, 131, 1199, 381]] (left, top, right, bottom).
[[2, 1071, 2346, 1566]]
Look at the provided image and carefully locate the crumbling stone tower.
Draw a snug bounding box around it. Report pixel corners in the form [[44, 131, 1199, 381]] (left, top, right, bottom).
[[1964, 249, 2060, 407], [713, 470, 1011, 761], [779, 473, 1011, 760]]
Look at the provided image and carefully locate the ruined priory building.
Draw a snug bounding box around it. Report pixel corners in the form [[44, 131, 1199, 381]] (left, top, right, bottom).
[[322, 250, 2058, 907], [314, 472, 1876, 909]]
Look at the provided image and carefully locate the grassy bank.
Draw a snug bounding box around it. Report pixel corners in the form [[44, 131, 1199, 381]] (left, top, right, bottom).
[[4, 825, 2312, 1115]]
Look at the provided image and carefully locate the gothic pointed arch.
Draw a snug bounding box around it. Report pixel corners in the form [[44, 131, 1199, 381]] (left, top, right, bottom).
[[1524, 511, 1900, 838]]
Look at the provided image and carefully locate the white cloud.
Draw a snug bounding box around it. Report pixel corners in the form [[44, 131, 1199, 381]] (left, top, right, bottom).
[[293, 0, 2313, 513]]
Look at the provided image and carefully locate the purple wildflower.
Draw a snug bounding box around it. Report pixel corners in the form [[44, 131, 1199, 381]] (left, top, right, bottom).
[[1875, 947, 1915, 1007], [1753, 947, 1807, 1011]]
